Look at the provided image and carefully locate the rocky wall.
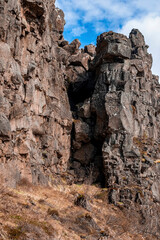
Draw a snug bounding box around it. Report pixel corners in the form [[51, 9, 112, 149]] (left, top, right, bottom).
[[0, 0, 74, 187], [70, 30, 160, 237]]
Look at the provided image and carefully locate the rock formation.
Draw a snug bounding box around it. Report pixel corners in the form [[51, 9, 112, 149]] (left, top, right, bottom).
[[1, 0, 160, 238], [0, 0, 74, 187], [70, 30, 160, 237]]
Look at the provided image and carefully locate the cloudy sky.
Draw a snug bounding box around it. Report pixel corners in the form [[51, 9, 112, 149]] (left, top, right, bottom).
[[56, 0, 160, 77]]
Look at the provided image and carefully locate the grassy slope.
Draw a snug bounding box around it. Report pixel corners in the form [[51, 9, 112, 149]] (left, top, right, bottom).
[[0, 179, 155, 240]]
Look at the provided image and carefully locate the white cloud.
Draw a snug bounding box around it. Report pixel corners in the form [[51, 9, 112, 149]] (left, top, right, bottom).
[[95, 22, 107, 34], [56, 0, 160, 26], [119, 14, 160, 77], [56, 0, 133, 25], [71, 26, 87, 36], [131, 0, 160, 13]]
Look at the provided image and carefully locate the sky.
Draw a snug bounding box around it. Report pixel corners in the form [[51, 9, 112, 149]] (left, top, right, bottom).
[[56, 0, 160, 77]]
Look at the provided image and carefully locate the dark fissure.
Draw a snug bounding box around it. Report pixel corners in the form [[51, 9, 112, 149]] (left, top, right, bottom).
[[67, 70, 106, 187]]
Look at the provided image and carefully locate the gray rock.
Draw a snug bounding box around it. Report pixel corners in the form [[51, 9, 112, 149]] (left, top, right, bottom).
[[70, 28, 160, 237], [0, 113, 11, 138]]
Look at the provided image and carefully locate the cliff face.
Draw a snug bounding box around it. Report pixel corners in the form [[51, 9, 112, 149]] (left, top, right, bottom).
[[0, 0, 96, 187], [71, 30, 160, 236], [0, 0, 73, 186], [1, 0, 160, 238]]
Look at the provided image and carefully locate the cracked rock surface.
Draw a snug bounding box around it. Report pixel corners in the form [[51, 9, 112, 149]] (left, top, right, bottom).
[[70, 30, 160, 237], [0, 0, 73, 186]]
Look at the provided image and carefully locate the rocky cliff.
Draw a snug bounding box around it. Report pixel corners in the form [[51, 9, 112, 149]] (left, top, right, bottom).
[[1, 0, 160, 239], [0, 0, 73, 187], [70, 30, 160, 237]]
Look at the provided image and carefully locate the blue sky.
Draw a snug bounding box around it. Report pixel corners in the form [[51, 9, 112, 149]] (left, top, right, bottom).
[[56, 0, 160, 77]]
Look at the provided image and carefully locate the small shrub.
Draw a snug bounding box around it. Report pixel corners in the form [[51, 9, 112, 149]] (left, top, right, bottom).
[[74, 194, 91, 211], [6, 226, 25, 239], [76, 213, 100, 232], [47, 208, 59, 218], [100, 230, 109, 237], [28, 219, 54, 236], [94, 190, 108, 202], [76, 213, 92, 224], [11, 215, 22, 220], [38, 199, 45, 204], [17, 178, 33, 188], [74, 194, 86, 206]]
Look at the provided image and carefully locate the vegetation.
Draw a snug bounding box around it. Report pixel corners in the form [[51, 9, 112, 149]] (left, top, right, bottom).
[[0, 182, 155, 239]]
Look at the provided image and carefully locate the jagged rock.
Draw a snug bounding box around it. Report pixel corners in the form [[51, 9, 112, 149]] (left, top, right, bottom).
[[0, 0, 72, 186], [77, 99, 91, 118], [68, 51, 91, 70], [70, 28, 160, 238], [96, 31, 131, 60], [63, 39, 81, 54], [152, 180, 160, 202], [74, 119, 91, 143], [0, 113, 11, 138], [84, 44, 96, 57]]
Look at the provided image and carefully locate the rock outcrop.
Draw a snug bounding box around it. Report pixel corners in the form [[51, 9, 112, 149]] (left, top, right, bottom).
[[0, 0, 95, 187], [1, 0, 160, 238], [0, 0, 74, 187], [70, 30, 160, 237]]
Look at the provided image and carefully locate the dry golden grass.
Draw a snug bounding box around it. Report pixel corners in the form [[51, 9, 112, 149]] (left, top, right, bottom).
[[0, 180, 156, 240]]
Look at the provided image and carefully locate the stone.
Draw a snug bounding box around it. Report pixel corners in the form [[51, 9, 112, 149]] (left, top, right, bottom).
[[74, 119, 91, 143], [0, 0, 72, 186], [0, 113, 11, 138], [77, 99, 91, 118], [18, 141, 31, 155], [69, 28, 160, 237], [96, 31, 131, 60], [84, 44, 96, 57], [151, 181, 160, 202], [68, 51, 91, 70], [63, 39, 81, 54], [74, 143, 95, 165], [130, 28, 145, 48]]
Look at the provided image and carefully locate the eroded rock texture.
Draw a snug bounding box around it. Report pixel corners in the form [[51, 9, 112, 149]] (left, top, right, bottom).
[[70, 30, 160, 237], [0, 0, 74, 186], [0, 0, 96, 187]]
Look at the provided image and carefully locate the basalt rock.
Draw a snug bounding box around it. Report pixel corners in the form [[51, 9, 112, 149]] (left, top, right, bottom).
[[70, 30, 160, 238], [0, 0, 95, 187], [0, 0, 73, 187]]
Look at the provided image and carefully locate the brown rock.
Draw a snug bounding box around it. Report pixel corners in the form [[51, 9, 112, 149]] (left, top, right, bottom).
[[84, 44, 96, 56], [74, 119, 91, 143], [0, 0, 72, 186], [68, 51, 91, 70], [74, 144, 95, 165], [96, 31, 131, 59], [69, 28, 160, 238]]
